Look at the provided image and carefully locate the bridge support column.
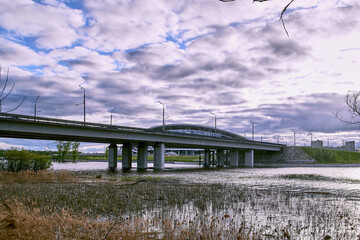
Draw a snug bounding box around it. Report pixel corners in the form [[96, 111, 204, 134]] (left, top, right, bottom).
[[154, 143, 165, 170], [216, 149, 225, 167], [108, 143, 117, 172], [203, 149, 210, 168], [229, 150, 238, 167], [122, 143, 132, 171], [137, 142, 148, 171], [245, 150, 254, 168]]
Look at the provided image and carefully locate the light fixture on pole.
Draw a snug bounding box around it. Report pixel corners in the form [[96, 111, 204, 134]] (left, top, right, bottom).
[[249, 120, 254, 141], [110, 107, 116, 125], [210, 112, 217, 133], [79, 85, 85, 125], [158, 101, 165, 131], [34, 96, 39, 120]]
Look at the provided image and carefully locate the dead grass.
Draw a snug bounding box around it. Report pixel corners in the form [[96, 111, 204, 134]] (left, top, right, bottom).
[[0, 200, 258, 240], [0, 170, 76, 184]]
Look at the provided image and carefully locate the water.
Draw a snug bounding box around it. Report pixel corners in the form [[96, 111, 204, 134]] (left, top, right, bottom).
[[52, 161, 360, 195], [50, 162, 360, 238]]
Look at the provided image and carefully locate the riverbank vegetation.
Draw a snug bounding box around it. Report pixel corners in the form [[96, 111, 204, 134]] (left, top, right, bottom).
[[1, 170, 360, 239], [301, 147, 360, 164]]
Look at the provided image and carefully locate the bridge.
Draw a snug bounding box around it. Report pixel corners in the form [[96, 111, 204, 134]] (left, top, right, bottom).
[[0, 113, 284, 171]]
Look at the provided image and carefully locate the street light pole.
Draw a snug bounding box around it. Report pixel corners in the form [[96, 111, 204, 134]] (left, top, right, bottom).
[[210, 112, 217, 133], [158, 101, 165, 131], [292, 129, 296, 146], [249, 120, 254, 141], [79, 85, 85, 125], [34, 96, 39, 120], [110, 107, 116, 125]]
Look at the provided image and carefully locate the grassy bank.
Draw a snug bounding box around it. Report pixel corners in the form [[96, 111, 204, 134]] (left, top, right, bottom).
[[1, 170, 360, 239], [301, 147, 360, 164]]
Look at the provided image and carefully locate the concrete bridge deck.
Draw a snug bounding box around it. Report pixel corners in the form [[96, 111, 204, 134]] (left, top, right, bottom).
[[0, 113, 284, 171]]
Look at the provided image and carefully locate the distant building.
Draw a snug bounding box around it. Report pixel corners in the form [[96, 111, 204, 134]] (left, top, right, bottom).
[[345, 141, 355, 152], [311, 140, 323, 148]]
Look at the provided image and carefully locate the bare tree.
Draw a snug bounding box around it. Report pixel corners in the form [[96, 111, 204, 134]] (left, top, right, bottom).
[[335, 91, 360, 125], [0, 65, 26, 113]]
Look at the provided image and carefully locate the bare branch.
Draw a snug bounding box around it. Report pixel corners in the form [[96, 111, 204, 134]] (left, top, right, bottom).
[[335, 91, 360, 125], [5, 96, 27, 113], [279, 0, 295, 37], [0, 68, 10, 97]]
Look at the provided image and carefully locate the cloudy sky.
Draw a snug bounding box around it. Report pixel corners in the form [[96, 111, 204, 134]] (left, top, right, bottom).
[[1, 0, 360, 152]]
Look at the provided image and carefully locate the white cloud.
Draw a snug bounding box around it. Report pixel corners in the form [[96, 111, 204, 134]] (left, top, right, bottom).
[[0, 0, 84, 49]]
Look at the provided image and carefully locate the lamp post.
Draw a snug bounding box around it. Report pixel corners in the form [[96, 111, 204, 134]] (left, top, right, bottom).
[[210, 112, 217, 133], [158, 101, 165, 131], [79, 85, 85, 125], [249, 120, 254, 141], [110, 107, 116, 125], [34, 96, 39, 120], [310, 133, 313, 147]]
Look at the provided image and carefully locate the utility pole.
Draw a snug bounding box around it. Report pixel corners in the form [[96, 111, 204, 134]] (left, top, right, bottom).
[[79, 85, 85, 125], [210, 112, 217, 133], [158, 101, 165, 131], [34, 96, 39, 120], [292, 129, 296, 146], [250, 120, 254, 141], [110, 107, 116, 125], [310, 133, 313, 147]]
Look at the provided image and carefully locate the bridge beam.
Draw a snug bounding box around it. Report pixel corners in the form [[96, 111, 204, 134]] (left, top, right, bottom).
[[122, 142, 132, 171], [154, 143, 165, 170], [137, 142, 148, 171], [245, 150, 254, 168], [203, 149, 210, 168], [229, 149, 238, 167], [216, 149, 225, 167], [108, 143, 117, 172]]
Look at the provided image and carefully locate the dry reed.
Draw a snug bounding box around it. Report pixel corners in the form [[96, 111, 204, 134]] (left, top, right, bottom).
[[0, 170, 76, 184]]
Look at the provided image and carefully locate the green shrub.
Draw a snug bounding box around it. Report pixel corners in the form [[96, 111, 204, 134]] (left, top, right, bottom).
[[1, 148, 52, 172]]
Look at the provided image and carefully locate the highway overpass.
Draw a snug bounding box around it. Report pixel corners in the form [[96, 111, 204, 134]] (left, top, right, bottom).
[[0, 113, 284, 171]]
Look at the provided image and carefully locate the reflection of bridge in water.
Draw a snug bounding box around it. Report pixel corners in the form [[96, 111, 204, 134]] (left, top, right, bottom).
[[0, 113, 284, 171]]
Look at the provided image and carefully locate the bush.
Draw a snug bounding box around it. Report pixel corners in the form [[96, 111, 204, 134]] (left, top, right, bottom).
[[1, 148, 52, 172]]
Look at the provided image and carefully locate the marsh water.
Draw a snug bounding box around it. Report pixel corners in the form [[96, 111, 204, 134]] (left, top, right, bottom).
[[52, 161, 360, 195], [51, 162, 360, 238]]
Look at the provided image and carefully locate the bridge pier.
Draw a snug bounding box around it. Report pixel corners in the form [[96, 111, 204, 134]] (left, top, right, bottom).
[[203, 149, 210, 168], [137, 142, 148, 171], [245, 150, 254, 168], [229, 149, 238, 167], [216, 149, 225, 167], [154, 143, 165, 170], [108, 143, 118, 172], [122, 142, 132, 171]]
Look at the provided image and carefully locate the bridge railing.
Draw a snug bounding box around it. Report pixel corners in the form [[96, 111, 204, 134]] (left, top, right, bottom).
[[0, 113, 147, 133]]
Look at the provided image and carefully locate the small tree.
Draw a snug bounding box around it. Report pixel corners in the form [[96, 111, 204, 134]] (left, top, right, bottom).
[[71, 142, 80, 162], [55, 141, 72, 162], [104, 147, 109, 159]]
